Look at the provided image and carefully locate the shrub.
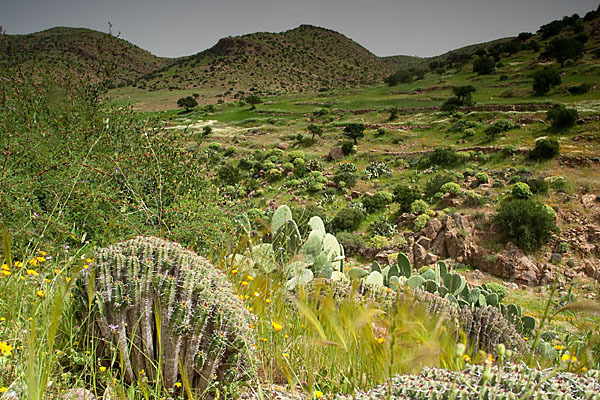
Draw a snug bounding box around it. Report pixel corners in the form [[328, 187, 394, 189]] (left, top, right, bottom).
[[547, 104, 578, 131], [414, 214, 430, 231], [463, 128, 476, 138], [374, 127, 387, 137], [439, 182, 462, 196], [362, 191, 393, 214], [341, 140, 356, 155], [331, 207, 366, 232], [393, 184, 421, 213], [370, 218, 398, 237], [334, 163, 358, 188], [494, 199, 558, 252], [218, 163, 241, 185], [523, 177, 549, 195], [336, 232, 364, 255], [475, 172, 489, 184], [473, 56, 496, 75], [568, 83, 591, 95], [424, 174, 454, 199], [364, 161, 391, 179], [532, 69, 561, 95], [410, 199, 429, 215], [293, 157, 307, 177], [528, 138, 559, 161], [465, 190, 485, 207], [484, 282, 508, 300], [306, 159, 323, 172], [79, 237, 254, 390], [282, 162, 294, 172], [429, 147, 460, 166], [511, 182, 533, 199], [266, 168, 283, 182]]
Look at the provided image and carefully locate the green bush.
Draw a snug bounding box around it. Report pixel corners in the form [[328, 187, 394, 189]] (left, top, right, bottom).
[[524, 177, 550, 195], [370, 218, 397, 237], [484, 282, 508, 300], [266, 168, 283, 182], [528, 138, 559, 161], [362, 191, 393, 214], [335, 232, 364, 255], [341, 140, 356, 155], [424, 174, 454, 199], [410, 199, 429, 215], [414, 214, 430, 231], [511, 182, 533, 199], [475, 172, 489, 184], [429, 147, 460, 167], [494, 199, 558, 252], [439, 182, 462, 196], [218, 163, 241, 185], [547, 104, 578, 131], [331, 207, 366, 232], [393, 184, 421, 213], [533, 69, 561, 95], [464, 190, 485, 207], [334, 163, 358, 188]]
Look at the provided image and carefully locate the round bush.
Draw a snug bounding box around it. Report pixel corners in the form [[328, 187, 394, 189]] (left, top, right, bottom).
[[511, 182, 533, 199], [494, 199, 558, 252], [336, 232, 364, 255], [528, 138, 559, 161], [362, 191, 393, 214], [331, 207, 366, 232], [393, 184, 421, 213], [410, 199, 429, 215], [414, 214, 430, 231], [341, 140, 356, 155], [547, 104, 578, 131], [440, 182, 462, 196], [475, 172, 489, 184], [266, 168, 283, 182]]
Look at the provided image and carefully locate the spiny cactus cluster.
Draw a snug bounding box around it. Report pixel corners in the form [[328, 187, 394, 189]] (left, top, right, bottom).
[[235, 205, 345, 290], [353, 253, 536, 336], [337, 364, 600, 400], [366, 288, 528, 354], [78, 236, 254, 393]]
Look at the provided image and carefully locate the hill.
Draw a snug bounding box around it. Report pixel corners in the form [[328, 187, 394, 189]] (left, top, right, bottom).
[[0, 27, 170, 86], [136, 25, 421, 97]]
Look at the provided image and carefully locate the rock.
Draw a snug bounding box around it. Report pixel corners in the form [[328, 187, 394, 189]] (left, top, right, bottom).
[[550, 253, 562, 264], [423, 218, 443, 240], [584, 260, 600, 283], [416, 236, 432, 250], [63, 389, 96, 400], [582, 194, 598, 208], [328, 146, 345, 160], [413, 243, 428, 267], [442, 193, 461, 207], [276, 142, 289, 150], [375, 248, 398, 266], [423, 252, 438, 265], [567, 259, 575, 268]]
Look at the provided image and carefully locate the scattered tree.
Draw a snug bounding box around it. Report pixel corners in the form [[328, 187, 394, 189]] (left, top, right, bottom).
[[532, 69, 561, 95], [245, 95, 262, 110], [177, 96, 198, 112], [343, 123, 365, 145], [307, 124, 323, 140], [546, 104, 578, 131], [543, 38, 585, 66], [442, 85, 476, 112], [528, 138, 560, 161], [473, 56, 496, 75]]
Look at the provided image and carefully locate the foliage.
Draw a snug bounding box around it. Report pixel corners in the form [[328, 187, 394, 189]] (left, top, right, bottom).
[[547, 104, 579, 131], [335, 232, 365, 255], [218, 163, 241, 185], [333, 163, 359, 189], [511, 182, 533, 200], [475, 172, 489, 184], [543, 37, 585, 66], [343, 123, 366, 144], [331, 207, 366, 232], [439, 182, 462, 196], [176, 96, 197, 111], [442, 86, 476, 112], [384, 69, 413, 86], [362, 191, 393, 214], [528, 138, 560, 161], [78, 236, 255, 392], [364, 161, 391, 179], [370, 217, 397, 237], [494, 199, 558, 252], [533, 69, 562, 95], [341, 140, 356, 155], [410, 199, 429, 215], [307, 124, 324, 140], [245, 95, 262, 110], [413, 214, 430, 231], [393, 184, 421, 213], [424, 174, 455, 199], [473, 56, 496, 75]]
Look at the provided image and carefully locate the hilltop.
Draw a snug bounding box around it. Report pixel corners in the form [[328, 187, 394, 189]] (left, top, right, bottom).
[[136, 25, 420, 96], [0, 27, 170, 86]]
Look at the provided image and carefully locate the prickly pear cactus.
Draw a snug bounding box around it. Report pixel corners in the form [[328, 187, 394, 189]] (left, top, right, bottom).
[[78, 236, 254, 393]]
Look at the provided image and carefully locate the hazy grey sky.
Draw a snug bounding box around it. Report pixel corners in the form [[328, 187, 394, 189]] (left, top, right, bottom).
[[2, 0, 598, 58]]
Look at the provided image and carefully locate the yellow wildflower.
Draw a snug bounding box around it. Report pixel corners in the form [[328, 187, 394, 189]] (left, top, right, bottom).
[[0, 387, 7, 393], [463, 355, 471, 363], [241, 281, 248, 286], [85, 258, 93, 263], [265, 298, 272, 303], [246, 275, 254, 281], [36, 257, 46, 263], [0, 341, 14, 356], [37, 290, 45, 298], [14, 261, 23, 268], [1, 270, 10, 276], [26, 269, 38, 276], [82, 264, 89, 269], [99, 366, 106, 372], [377, 337, 385, 344], [272, 321, 283, 331], [313, 390, 323, 398], [283, 353, 289, 358], [1, 264, 8, 271], [40, 251, 47, 256], [561, 353, 571, 362], [231, 269, 238, 275], [28, 259, 38, 266], [174, 382, 182, 388]]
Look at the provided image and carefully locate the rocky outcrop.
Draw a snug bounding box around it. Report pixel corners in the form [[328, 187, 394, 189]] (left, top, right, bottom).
[[402, 214, 555, 286], [328, 146, 345, 160]]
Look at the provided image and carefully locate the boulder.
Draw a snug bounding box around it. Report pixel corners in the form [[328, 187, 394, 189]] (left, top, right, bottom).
[[329, 146, 345, 160], [276, 142, 289, 150]]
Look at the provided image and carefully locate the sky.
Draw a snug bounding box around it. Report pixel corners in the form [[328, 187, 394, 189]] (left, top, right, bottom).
[[2, 0, 598, 58]]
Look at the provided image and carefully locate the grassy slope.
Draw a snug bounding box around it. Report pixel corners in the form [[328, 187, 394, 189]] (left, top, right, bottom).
[[1, 27, 170, 85]]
